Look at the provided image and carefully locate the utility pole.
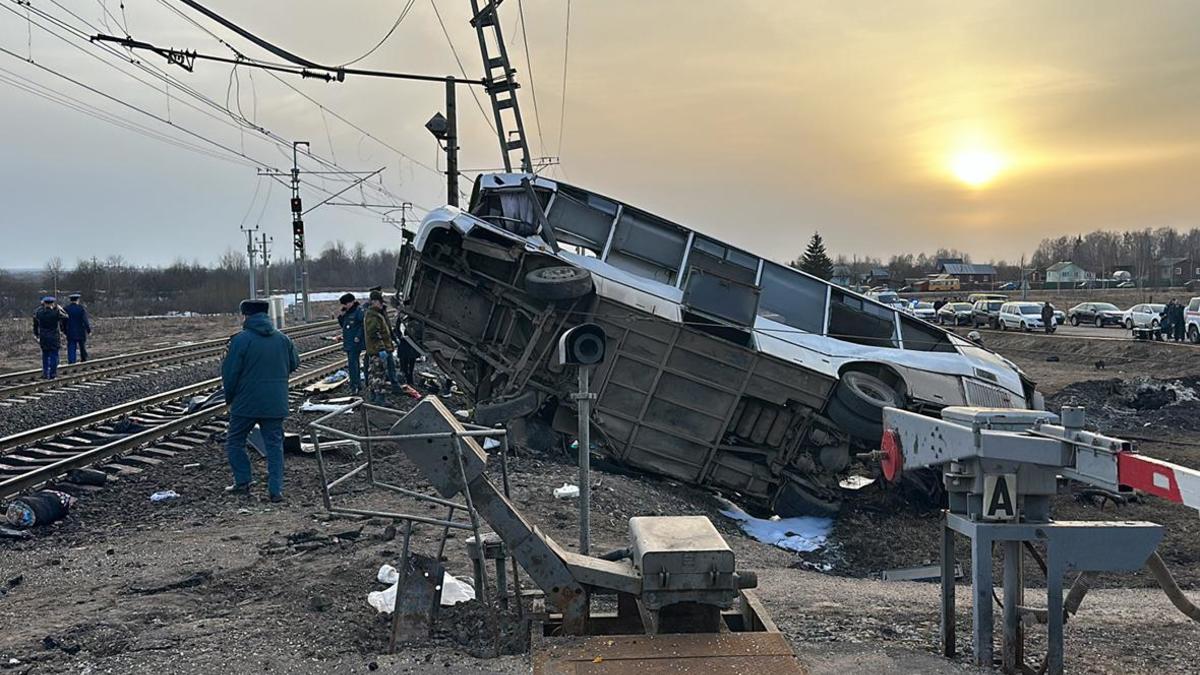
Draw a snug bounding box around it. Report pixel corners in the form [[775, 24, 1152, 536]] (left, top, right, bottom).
[[241, 224, 259, 299], [446, 77, 459, 207], [291, 141, 311, 321], [260, 232, 273, 297]]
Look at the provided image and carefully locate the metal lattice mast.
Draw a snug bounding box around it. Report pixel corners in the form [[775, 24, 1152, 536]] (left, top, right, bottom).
[[468, 0, 533, 173]]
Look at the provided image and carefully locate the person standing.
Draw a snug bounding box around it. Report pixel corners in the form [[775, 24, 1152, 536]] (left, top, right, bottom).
[[1040, 301, 1055, 334], [64, 293, 92, 363], [33, 296, 66, 379], [1161, 300, 1176, 340], [363, 290, 398, 403], [337, 293, 366, 393], [394, 302, 423, 388], [221, 299, 300, 502], [1171, 298, 1186, 342]]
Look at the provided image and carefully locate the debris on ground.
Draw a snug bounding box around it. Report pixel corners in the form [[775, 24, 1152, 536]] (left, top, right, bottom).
[[433, 599, 528, 658], [5, 489, 77, 528], [149, 490, 180, 502], [1048, 376, 1200, 432], [553, 483, 580, 499], [367, 562, 475, 613], [717, 497, 831, 553]]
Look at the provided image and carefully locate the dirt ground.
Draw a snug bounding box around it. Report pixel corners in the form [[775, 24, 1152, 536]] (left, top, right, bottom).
[[2, 319, 1199, 674]]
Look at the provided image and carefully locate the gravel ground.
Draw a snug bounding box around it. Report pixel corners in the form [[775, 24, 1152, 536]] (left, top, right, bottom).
[[0, 335, 332, 439], [1, 319, 1198, 674]]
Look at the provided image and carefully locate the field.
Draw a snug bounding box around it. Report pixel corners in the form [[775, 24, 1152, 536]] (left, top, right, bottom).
[[1, 317, 1199, 673]]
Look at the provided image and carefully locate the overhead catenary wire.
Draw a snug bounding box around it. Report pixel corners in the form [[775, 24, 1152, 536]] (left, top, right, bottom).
[[428, 0, 496, 133], [338, 0, 415, 67], [5, 3, 411, 222], [556, 0, 571, 157], [515, 0, 546, 154]]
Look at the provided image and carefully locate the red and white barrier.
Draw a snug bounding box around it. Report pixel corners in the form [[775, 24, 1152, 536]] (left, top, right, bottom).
[[1118, 452, 1200, 514]]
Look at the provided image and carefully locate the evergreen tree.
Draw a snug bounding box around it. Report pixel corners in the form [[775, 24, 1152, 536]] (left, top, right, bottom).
[[798, 232, 834, 280]]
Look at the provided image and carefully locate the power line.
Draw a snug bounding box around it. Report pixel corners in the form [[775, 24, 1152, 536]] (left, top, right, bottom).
[[515, 0, 546, 154], [428, 0, 496, 133], [339, 0, 415, 67], [557, 0, 572, 157]]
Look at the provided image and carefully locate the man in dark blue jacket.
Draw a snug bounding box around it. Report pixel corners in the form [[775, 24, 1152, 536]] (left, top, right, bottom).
[[33, 296, 66, 379], [336, 292, 366, 393], [64, 293, 92, 363], [221, 299, 300, 501]]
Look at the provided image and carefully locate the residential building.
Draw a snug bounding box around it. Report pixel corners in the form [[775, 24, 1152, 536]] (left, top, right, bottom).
[[1044, 261, 1092, 286], [938, 262, 996, 287]]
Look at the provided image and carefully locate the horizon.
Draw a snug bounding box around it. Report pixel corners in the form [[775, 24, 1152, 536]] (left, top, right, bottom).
[[3, 2, 1200, 268]]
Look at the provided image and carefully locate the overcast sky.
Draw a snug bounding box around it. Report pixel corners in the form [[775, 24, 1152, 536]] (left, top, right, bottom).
[[2, 1, 1200, 270]]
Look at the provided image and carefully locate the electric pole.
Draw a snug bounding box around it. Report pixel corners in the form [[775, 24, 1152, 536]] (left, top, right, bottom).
[[260, 232, 273, 297], [425, 79, 459, 208], [292, 140, 311, 321], [241, 224, 259, 299]]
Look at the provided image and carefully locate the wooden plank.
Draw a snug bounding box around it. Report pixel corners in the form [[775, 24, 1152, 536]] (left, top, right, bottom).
[[533, 631, 804, 674]]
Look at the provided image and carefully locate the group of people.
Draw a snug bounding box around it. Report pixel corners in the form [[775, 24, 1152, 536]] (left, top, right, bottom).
[[336, 290, 423, 404], [31, 293, 92, 379], [1159, 299, 1188, 341]]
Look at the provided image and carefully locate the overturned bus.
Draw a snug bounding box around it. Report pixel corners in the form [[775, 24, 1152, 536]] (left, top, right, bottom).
[[394, 173, 1042, 516]]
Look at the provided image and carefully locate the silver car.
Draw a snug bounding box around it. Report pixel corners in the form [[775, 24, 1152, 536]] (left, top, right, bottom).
[[1123, 303, 1165, 329]]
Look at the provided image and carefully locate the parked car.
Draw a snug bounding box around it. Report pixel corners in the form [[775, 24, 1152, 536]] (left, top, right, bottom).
[[967, 293, 1007, 304], [1067, 302, 1124, 327], [971, 299, 1004, 328], [909, 301, 937, 321], [869, 290, 907, 310], [996, 282, 1018, 291], [1186, 297, 1200, 343], [998, 302, 1047, 331], [1117, 281, 1136, 289], [937, 302, 974, 325], [1122, 303, 1165, 330]]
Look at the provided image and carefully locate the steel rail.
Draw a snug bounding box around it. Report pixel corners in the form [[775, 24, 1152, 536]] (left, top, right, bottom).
[[0, 319, 338, 388], [0, 343, 342, 455], [0, 348, 347, 499]]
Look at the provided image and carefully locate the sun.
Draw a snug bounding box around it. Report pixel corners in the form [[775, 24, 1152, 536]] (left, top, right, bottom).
[[950, 149, 1004, 188]]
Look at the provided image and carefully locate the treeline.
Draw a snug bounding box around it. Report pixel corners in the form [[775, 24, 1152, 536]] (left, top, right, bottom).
[[0, 242, 398, 317], [1029, 227, 1200, 279], [831, 248, 1021, 283]]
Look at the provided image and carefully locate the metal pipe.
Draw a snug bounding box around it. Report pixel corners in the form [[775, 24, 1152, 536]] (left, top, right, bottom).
[[454, 437, 490, 604], [326, 462, 369, 490], [577, 366, 592, 555], [327, 506, 473, 530], [372, 481, 467, 510], [312, 433, 333, 511]]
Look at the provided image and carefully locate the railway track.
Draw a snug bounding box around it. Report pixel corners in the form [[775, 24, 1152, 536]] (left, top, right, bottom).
[[0, 319, 338, 403], [0, 343, 346, 500]]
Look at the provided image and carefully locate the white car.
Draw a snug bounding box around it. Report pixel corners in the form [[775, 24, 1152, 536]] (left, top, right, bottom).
[[998, 302, 1047, 331], [1187, 297, 1200, 343], [870, 290, 907, 311], [909, 301, 937, 321], [1122, 303, 1165, 330]]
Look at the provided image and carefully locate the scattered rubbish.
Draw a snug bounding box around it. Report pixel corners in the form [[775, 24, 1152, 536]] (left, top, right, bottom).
[[0, 526, 33, 540], [717, 497, 830, 553], [66, 468, 108, 486], [305, 370, 349, 393], [149, 490, 180, 502], [260, 528, 363, 555], [298, 438, 362, 455], [838, 475, 876, 491], [186, 389, 225, 414], [5, 490, 77, 528], [41, 635, 81, 655], [1045, 355, 1061, 362], [553, 483, 580, 499], [299, 399, 356, 413], [400, 384, 422, 399], [454, 409, 471, 420], [183, 463, 202, 469], [368, 564, 475, 613], [367, 565, 473, 611], [483, 438, 500, 450], [881, 563, 963, 582]]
